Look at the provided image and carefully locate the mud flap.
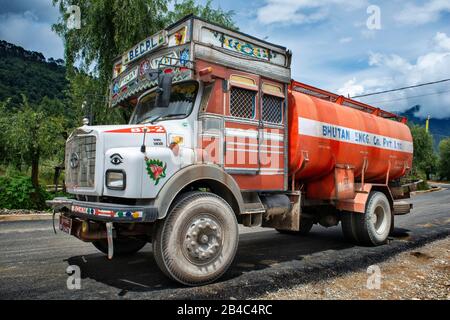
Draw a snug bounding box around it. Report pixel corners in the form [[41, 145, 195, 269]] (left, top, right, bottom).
[[52, 209, 57, 234], [106, 222, 114, 260]]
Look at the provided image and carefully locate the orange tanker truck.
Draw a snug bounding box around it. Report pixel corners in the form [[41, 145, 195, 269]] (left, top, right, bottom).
[[48, 15, 414, 286]]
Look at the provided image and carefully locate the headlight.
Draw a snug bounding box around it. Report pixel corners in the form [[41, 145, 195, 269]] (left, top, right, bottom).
[[106, 170, 126, 190]]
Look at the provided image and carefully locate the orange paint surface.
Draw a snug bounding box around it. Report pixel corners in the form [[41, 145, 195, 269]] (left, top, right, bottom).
[[288, 86, 413, 185]]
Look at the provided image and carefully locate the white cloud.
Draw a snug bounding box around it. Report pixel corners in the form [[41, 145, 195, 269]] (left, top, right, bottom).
[[337, 78, 364, 97], [435, 32, 450, 51], [396, 0, 450, 25], [368, 52, 413, 73], [339, 37, 353, 44], [256, 0, 367, 25], [0, 12, 64, 59], [338, 32, 450, 118]]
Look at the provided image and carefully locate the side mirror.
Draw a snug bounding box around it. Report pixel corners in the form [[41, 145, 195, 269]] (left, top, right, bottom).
[[155, 73, 173, 108]]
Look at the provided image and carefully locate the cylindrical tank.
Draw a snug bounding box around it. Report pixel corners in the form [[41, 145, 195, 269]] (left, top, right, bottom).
[[288, 90, 413, 183]]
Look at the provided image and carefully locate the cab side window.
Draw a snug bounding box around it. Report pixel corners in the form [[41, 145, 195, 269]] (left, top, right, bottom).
[[262, 95, 283, 124], [230, 87, 256, 119]]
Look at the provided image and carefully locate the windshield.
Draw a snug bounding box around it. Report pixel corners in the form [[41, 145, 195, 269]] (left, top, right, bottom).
[[130, 81, 199, 124]]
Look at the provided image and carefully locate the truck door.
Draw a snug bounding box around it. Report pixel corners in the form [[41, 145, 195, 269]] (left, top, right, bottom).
[[258, 81, 286, 189], [223, 75, 286, 191], [224, 74, 261, 176]]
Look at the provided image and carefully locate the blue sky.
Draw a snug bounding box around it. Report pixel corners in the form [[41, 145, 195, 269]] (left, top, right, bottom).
[[1, 0, 450, 118]]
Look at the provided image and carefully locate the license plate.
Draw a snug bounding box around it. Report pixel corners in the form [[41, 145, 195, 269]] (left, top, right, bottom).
[[59, 215, 72, 235]]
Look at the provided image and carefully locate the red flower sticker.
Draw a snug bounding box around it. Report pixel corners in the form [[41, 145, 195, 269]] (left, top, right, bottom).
[[145, 158, 167, 185]]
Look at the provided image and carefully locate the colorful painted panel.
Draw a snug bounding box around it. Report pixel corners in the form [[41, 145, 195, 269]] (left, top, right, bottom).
[[222, 34, 270, 60], [71, 205, 143, 219], [110, 47, 193, 108], [122, 30, 168, 65], [168, 26, 188, 46], [200, 28, 286, 66]]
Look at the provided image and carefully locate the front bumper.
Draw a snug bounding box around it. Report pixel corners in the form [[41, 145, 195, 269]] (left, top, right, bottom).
[[46, 197, 158, 223]]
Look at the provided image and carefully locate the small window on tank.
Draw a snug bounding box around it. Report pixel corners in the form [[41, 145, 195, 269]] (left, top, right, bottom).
[[230, 87, 256, 119]]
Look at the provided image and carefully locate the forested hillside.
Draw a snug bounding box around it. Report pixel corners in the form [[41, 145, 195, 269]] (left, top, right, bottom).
[[0, 40, 67, 106], [400, 105, 450, 150]]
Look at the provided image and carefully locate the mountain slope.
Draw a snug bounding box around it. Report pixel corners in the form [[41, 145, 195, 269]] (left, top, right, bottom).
[[0, 40, 67, 106], [401, 105, 450, 149]]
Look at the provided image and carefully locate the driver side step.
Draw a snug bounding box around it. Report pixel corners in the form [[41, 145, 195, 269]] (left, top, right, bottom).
[[241, 192, 265, 227]]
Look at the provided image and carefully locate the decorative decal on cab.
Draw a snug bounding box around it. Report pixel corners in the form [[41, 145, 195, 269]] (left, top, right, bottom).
[[145, 157, 167, 185], [71, 205, 143, 219], [105, 125, 166, 134], [122, 30, 168, 65], [110, 153, 123, 165]]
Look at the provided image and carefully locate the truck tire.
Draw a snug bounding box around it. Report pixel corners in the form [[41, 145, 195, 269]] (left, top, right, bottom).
[[354, 191, 392, 246], [341, 211, 358, 242], [276, 218, 314, 235], [93, 238, 147, 256], [152, 192, 239, 286]]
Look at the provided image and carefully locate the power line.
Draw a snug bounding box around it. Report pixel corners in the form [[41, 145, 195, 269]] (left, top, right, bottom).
[[363, 89, 450, 105], [351, 78, 450, 98]]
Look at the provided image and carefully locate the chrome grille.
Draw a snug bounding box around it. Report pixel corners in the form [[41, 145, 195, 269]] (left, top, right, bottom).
[[65, 135, 96, 188]]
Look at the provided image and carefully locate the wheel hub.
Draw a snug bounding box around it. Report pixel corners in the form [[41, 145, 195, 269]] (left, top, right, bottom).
[[372, 205, 387, 235], [183, 217, 222, 264]]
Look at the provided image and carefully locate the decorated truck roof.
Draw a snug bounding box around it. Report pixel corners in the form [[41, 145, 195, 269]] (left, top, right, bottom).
[[109, 15, 292, 108]]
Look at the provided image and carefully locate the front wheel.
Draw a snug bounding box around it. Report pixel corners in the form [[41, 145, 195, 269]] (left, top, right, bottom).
[[152, 192, 239, 286]]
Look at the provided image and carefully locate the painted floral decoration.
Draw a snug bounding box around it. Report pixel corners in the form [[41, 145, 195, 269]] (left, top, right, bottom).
[[145, 157, 167, 185]]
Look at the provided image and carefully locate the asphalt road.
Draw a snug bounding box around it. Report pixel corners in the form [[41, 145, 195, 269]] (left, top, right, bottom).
[[0, 185, 449, 300]]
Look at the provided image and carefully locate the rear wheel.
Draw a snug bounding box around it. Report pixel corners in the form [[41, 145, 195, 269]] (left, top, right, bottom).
[[354, 191, 392, 246], [276, 218, 314, 235], [152, 192, 239, 286], [93, 238, 147, 256]]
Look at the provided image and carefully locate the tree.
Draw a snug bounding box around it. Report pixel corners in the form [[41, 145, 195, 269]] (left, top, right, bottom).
[[438, 138, 450, 180], [52, 0, 236, 124], [168, 0, 237, 30], [3, 96, 66, 188], [53, 0, 169, 84], [409, 124, 438, 179], [0, 99, 10, 165]]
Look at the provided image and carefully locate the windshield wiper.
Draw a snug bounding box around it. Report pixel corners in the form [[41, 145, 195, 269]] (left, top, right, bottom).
[[153, 113, 187, 122], [140, 113, 186, 125], [141, 114, 162, 124]]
